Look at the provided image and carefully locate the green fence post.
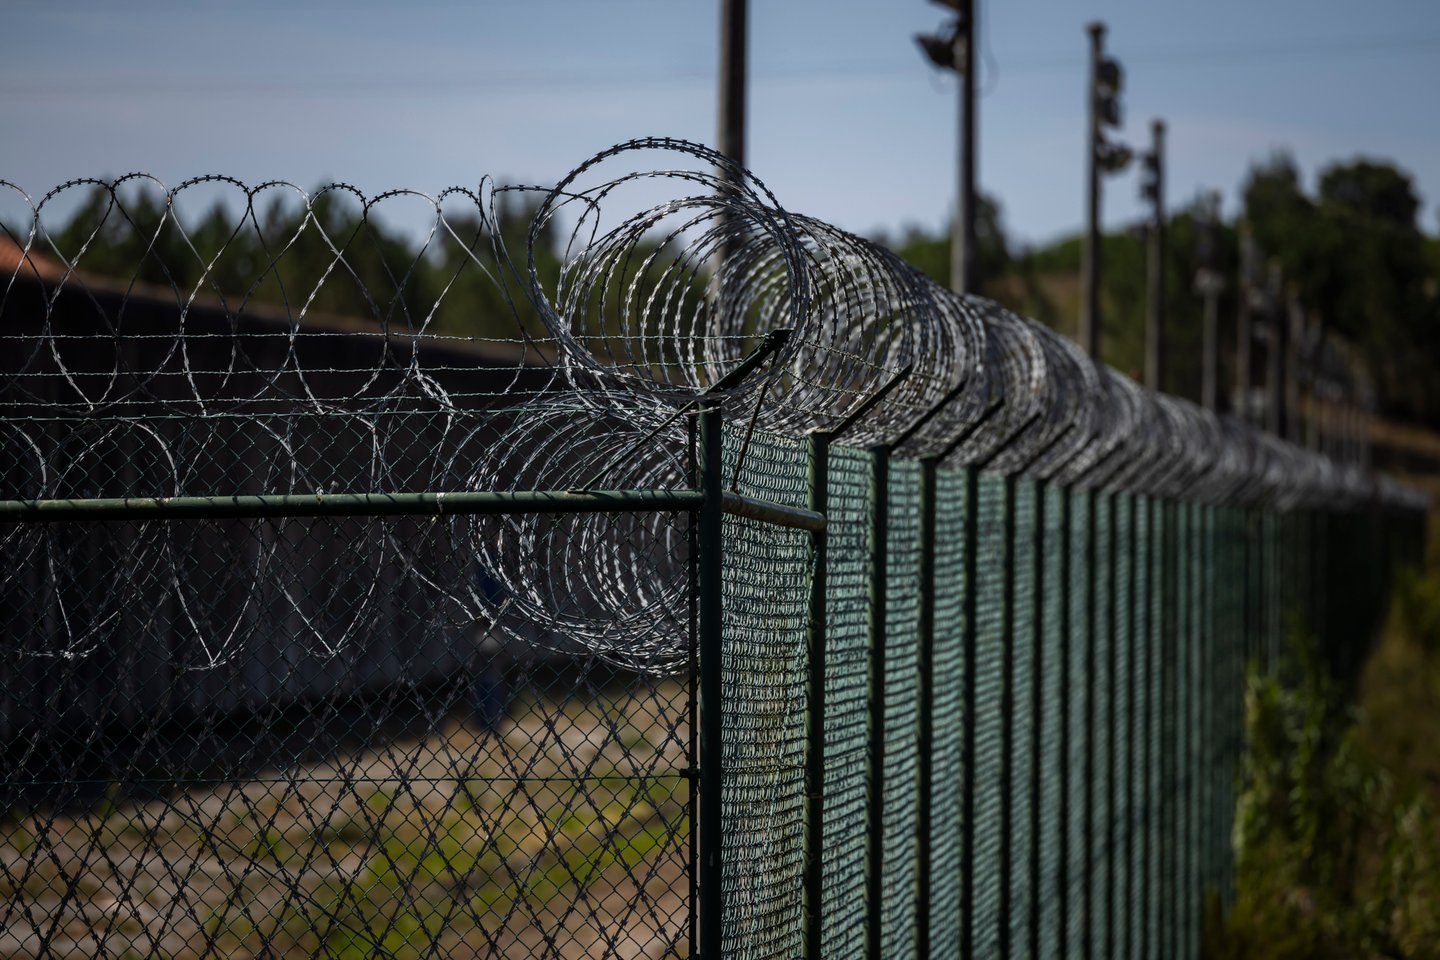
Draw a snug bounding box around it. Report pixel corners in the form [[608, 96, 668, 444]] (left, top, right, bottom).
[[866, 444, 890, 960], [1140, 496, 1157, 960], [805, 431, 830, 960], [1082, 487, 1097, 960], [1104, 491, 1119, 960], [698, 405, 725, 960], [1120, 493, 1136, 960]]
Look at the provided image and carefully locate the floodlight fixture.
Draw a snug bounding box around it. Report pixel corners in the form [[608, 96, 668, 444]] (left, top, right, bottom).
[[915, 31, 958, 71]]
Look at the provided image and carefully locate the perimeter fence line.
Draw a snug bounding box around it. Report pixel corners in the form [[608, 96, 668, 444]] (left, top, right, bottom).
[[0, 137, 1427, 960]]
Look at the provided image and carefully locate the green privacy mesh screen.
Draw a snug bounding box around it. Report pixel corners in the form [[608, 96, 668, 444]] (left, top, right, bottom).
[[720, 427, 809, 960], [1249, 509, 1261, 669], [822, 445, 873, 960], [1263, 512, 1280, 669], [1133, 497, 1154, 960], [882, 460, 923, 960], [1066, 490, 1091, 959], [971, 473, 1007, 958], [1182, 504, 1200, 960], [928, 467, 970, 960], [1112, 495, 1134, 959], [1009, 480, 1038, 954], [1090, 493, 1113, 960], [1163, 502, 1181, 959], [1148, 498, 1167, 960], [1037, 484, 1068, 959]]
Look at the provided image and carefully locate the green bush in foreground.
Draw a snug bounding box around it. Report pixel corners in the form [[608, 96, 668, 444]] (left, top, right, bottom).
[[1208, 558, 1440, 959]]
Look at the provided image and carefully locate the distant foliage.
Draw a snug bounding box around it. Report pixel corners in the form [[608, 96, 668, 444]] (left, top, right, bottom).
[[1209, 571, 1440, 959]]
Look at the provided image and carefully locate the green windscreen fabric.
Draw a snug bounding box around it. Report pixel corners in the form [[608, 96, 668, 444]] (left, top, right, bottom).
[[929, 467, 970, 960], [1065, 490, 1091, 959], [1148, 498, 1166, 958], [822, 445, 873, 960], [1219, 507, 1245, 904], [720, 427, 810, 960], [1112, 495, 1134, 959], [1090, 493, 1113, 960], [1181, 504, 1200, 960], [1010, 480, 1038, 953], [1263, 511, 1280, 669], [1037, 485, 1068, 959], [882, 460, 923, 960], [1132, 497, 1154, 959], [971, 473, 1007, 958]]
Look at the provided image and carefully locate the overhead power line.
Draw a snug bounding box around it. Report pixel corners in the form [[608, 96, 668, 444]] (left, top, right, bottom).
[[4, 34, 1439, 100]]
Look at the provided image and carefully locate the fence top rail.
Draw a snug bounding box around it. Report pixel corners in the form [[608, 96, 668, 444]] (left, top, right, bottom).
[[0, 487, 826, 531]]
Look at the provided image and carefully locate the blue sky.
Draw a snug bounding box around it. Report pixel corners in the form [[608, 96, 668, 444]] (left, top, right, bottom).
[[2, 0, 1438, 246]]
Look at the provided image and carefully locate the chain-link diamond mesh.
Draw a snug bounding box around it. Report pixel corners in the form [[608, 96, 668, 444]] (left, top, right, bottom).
[[3, 512, 694, 959]]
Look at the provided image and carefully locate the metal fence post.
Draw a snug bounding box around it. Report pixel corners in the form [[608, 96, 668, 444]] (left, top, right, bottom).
[[1082, 488, 1097, 960], [805, 431, 830, 960], [698, 404, 725, 960], [1104, 491, 1119, 960], [866, 444, 890, 960]]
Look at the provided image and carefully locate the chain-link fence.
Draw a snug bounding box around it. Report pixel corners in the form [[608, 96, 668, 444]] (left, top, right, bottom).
[[1, 138, 1427, 959]]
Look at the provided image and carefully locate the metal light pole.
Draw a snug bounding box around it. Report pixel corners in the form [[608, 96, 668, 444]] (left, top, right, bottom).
[[1081, 22, 1131, 360], [717, 0, 747, 170], [1264, 263, 1287, 438], [1234, 223, 1257, 422], [916, 0, 977, 295], [1195, 191, 1223, 412], [1141, 120, 1166, 392]]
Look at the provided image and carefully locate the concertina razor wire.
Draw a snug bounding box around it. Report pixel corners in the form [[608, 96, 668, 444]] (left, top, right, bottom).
[[0, 136, 1426, 675]]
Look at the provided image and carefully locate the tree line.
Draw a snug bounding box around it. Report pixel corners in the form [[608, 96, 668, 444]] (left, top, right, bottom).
[[6, 153, 1438, 427], [883, 154, 1440, 429]]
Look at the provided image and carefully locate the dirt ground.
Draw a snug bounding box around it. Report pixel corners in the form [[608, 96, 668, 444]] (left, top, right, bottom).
[[0, 681, 692, 959]]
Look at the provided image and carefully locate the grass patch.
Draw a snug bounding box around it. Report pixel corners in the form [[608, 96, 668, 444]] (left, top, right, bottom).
[[1208, 534, 1440, 958]]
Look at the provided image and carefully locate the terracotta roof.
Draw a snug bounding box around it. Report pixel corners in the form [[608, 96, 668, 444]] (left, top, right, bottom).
[[0, 234, 66, 283]]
